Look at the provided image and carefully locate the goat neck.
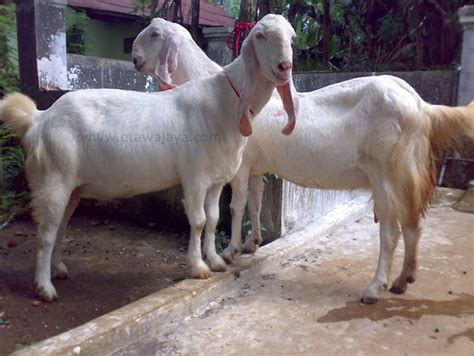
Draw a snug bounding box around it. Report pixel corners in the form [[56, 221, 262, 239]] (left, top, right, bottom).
[[223, 56, 275, 121], [172, 38, 222, 85]]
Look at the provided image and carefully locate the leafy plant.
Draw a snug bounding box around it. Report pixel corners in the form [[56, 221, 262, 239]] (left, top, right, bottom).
[[0, 2, 28, 224], [285, 0, 468, 72], [215, 230, 230, 254], [0, 2, 19, 96], [0, 125, 29, 223]]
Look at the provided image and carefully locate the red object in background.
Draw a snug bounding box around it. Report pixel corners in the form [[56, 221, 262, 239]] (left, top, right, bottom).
[[226, 21, 256, 57]]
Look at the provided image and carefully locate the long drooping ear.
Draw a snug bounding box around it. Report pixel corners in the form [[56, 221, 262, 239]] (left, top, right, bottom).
[[155, 35, 181, 85], [237, 35, 259, 137], [276, 74, 299, 135]]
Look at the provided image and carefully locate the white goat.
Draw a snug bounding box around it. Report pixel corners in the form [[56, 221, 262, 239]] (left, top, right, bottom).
[[132, 17, 223, 88], [0, 14, 299, 302], [134, 18, 474, 304]]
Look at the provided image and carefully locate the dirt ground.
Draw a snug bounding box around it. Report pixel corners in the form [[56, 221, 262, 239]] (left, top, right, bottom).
[[0, 213, 188, 354]]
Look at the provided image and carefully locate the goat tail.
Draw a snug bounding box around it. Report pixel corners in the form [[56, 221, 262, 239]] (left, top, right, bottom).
[[389, 101, 474, 227], [0, 92, 38, 140], [429, 101, 474, 145]]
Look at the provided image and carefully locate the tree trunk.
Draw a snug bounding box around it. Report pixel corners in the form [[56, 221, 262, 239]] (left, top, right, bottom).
[[150, 0, 158, 22], [258, 0, 272, 19], [191, 0, 200, 40], [414, 2, 423, 69], [174, 0, 181, 22], [239, 0, 257, 22], [322, 0, 331, 64], [166, 0, 181, 22]]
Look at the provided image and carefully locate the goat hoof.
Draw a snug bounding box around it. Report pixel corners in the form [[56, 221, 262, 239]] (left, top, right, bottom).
[[52, 262, 69, 280], [242, 241, 259, 254], [222, 246, 240, 264], [207, 255, 227, 272], [406, 276, 416, 284], [360, 295, 378, 304], [35, 282, 58, 302], [389, 286, 406, 294], [189, 261, 211, 279], [53, 271, 69, 280]]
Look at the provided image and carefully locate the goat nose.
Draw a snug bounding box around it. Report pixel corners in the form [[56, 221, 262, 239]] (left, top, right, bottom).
[[133, 56, 143, 69], [278, 61, 292, 72]]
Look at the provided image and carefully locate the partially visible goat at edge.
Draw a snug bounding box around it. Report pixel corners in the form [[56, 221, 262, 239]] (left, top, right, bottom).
[[0, 14, 299, 302], [133, 18, 474, 304]]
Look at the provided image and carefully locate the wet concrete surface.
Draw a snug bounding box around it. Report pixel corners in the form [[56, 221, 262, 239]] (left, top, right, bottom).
[[117, 190, 474, 355]]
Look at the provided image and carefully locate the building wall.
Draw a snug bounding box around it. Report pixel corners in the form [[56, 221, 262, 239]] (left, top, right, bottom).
[[66, 7, 143, 61]]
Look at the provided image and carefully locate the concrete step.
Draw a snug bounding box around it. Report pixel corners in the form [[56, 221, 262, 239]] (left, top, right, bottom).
[[16, 196, 370, 355]]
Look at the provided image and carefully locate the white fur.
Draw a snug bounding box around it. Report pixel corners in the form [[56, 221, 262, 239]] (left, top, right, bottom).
[[4, 15, 297, 301], [138, 19, 474, 304], [132, 18, 222, 86]]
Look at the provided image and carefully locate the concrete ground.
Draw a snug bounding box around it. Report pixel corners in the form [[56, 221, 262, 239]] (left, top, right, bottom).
[[116, 190, 474, 355]]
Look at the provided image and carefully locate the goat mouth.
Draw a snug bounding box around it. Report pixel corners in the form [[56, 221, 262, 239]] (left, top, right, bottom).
[[272, 70, 290, 84]]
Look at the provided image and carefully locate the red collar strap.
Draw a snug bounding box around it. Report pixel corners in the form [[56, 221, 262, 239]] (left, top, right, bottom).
[[159, 83, 176, 91], [226, 21, 256, 57], [224, 72, 255, 115]]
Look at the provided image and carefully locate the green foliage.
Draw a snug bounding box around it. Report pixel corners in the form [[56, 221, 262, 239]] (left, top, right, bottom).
[[0, 125, 29, 223], [0, 2, 27, 223], [0, 2, 19, 95], [262, 172, 278, 184], [209, 0, 240, 18], [133, 0, 153, 20], [15, 343, 31, 352], [133, 0, 153, 16], [286, 0, 469, 72], [215, 230, 230, 254], [226, 0, 240, 19], [132, 0, 164, 24], [129, 0, 467, 72]]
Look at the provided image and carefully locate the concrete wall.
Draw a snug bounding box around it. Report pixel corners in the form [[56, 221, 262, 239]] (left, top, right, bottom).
[[458, 5, 474, 106], [67, 54, 157, 90], [202, 27, 233, 66], [294, 70, 458, 105]]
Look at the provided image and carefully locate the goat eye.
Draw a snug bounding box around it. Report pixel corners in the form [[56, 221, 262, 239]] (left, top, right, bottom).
[[256, 33, 265, 40], [151, 32, 160, 38]]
